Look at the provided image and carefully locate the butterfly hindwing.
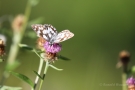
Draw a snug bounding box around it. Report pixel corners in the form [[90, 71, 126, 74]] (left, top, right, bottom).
[[54, 30, 74, 43]]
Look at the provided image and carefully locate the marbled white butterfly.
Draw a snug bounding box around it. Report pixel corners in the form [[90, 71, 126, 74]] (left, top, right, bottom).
[[31, 24, 74, 44]]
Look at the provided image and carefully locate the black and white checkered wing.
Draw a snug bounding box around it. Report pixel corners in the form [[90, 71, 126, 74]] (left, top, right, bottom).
[[54, 30, 74, 43], [31, 24, 57, 41]]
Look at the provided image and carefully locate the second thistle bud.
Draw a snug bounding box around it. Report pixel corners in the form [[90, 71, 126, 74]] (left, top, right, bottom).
[[45, 52, 58, 62], [37, 37, 46, 50]]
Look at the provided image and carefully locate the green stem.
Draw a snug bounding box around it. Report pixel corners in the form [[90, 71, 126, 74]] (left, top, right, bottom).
[[33, 49, 44, 59], [32, 53, 44, 90], [122, 72, 127, 90], [38, 61, 49, 90], [7, 0, 31, 68], [122, 65, 127, 90]]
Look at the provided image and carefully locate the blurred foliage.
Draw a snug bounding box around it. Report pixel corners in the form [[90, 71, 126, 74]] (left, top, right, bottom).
[[10, 71, 34, 88], [0, 85, 22, 90], [0, 0, 135, 90]]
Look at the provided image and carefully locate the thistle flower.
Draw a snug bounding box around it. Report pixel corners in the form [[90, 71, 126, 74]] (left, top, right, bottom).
[[43, 41, 61, 62], [11, 14, 24, 32], [44, 41, 62, 53], [127, 77, 135, 90], [127, 77, 135, 85]]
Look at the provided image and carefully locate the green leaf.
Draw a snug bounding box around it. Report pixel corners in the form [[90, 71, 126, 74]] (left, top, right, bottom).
[[33, 71, 43, 80], [0, 85, 22, 90], [49, 64, 63, 71], [19, 44, 33, 51], [0, 58, 4, 62], [28, 17, 44, 27], [10, 71, 34, 88], [58, 55, 70, 61], [5, 61, 20, 71], [36, 50, 45, 54]]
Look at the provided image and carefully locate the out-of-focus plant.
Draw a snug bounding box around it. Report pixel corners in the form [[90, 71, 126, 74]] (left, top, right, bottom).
[[117, 50, 130, 90], [0, 0, 44, 89], [125, 56, 135, 90], [116, 50, 135, 90]]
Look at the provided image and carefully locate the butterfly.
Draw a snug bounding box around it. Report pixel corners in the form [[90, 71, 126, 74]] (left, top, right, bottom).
[[31, 24, 74, 45]]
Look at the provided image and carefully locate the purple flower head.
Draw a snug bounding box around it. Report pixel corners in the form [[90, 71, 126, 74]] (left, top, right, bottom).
[[126, 77, 135, 85], [44, 41, 62, 53]]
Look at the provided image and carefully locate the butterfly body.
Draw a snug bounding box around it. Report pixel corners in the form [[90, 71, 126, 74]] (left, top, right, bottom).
[[31, 24, 74, 44]]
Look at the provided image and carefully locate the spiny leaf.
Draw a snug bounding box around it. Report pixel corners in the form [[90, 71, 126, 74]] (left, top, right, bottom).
[[10, 71, 34, 88], [49, 64, 63, 71], [58, 55, 70, 61], [0, 85, 22, 90], [19, 44, 33, 51], [33, 71, 43, 80]]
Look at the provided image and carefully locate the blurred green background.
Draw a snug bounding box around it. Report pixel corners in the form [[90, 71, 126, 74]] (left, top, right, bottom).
[[0, 0, 135, 90]]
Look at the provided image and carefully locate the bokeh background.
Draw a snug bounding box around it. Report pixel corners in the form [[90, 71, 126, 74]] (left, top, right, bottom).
[[0, 0, 135, 90]]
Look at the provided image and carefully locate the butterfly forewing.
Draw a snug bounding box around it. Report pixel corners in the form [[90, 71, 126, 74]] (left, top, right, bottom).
[[31, 24, 44, 37], [31, 24, 57, 41], [54, 30, 74, 43]]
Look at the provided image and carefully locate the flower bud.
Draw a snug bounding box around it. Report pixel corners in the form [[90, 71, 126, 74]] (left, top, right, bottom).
[[119, 50, 130, 66], [0, 39, 5, 56], [11, 14, 24, 32]]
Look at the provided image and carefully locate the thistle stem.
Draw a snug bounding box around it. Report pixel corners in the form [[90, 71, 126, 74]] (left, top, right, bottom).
[[38, 61, 49, 90], [122, 65, 127, 90], [33, 49, 44, 59], [32, 53, 44, 90], [122, 72, 127, 90]]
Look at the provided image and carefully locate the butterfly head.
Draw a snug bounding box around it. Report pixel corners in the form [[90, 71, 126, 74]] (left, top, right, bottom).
[[48, 42, 53, 46]]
